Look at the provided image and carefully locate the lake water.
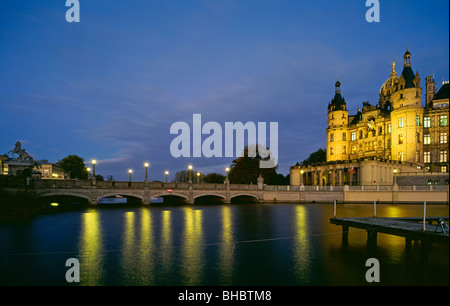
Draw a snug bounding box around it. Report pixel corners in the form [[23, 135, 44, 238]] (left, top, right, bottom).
[[0, 203, 448, 286]]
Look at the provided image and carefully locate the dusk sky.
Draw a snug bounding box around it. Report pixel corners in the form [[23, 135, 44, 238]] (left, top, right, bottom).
[[1, 0, 448, 181]]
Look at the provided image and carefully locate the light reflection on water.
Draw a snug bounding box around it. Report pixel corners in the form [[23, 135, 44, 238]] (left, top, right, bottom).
[[0, 203, 448, 286]]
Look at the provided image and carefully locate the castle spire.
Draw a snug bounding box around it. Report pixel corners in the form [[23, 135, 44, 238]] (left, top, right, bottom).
[[403, 44, 411, 67], [390, 61, 397, 77], [335, 76, 341, 94]]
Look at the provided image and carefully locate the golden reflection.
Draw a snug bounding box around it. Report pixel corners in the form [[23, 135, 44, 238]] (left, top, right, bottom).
[[293, 205, 311, 283], [384, 205, 402, 218], [138, 208, 154, 285], [79, 209, 103, 285], [160, 210, 173, 274], [121, 211, 135, 280], [219, 206, 234, 285], [182, 207, 204, 285]]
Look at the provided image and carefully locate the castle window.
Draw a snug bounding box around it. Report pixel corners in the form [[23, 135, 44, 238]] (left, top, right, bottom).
[[424, 116, 430, 128], [441, 166, 448, 173], [424, 152, 431, 163], [415, 151, 420, 162], [416, 115, 420, 126], [398, 117, 404, 128], [330, 133, 334, 142], [351, 132, 356, 141], [424, 134, 430, 145], [398, 134, 404, 144], [440, 132, 448, 144], [330, 147, 334, 155], [388, 124, 391, 134], [378, 126, 382, 135], [342, 132, 347, 141], [343, 146, 347, 154], [440, 150, 448, 163], [398, 152, 404, 161], [388, 139, 391, 148], [440, 115, 448, 127], [416, 132, 420, 143], [359, 131, 363, 139], [352, 145, 357, 153]]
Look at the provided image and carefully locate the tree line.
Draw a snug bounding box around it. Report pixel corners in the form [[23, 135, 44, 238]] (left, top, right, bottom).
[[45, 147, 327, 185]]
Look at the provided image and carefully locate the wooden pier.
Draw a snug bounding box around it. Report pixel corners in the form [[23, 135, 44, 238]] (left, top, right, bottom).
[[330, 217, 449, 246]]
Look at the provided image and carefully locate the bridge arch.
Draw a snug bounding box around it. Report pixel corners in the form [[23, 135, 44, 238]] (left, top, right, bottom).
[[151, 192, 189, 200], [38, 192, 90, 205], [39, 191, 90, 201], [194, 193, 226, 204], [193, 192, 226, 200], [97, 192, 144, 205], [230, 193, 259, 203], [150, 192, 189, 204]]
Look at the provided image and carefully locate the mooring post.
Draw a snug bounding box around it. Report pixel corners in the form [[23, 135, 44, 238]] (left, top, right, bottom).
[[333, 199, 337, 218], [373, 199, 377, 218], [342, 225, 349, 245], [367, 229, 377, 246], [422, 201, 427, 231]]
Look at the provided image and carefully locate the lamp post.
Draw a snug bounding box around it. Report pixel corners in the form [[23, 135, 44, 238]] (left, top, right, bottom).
[[188, 165, 193, 184], [128, 169, 133, 186], [165, 171, 169, 183], [144, 162, 149, 183], [86, 167, 91, 181], [393, 169, 398, 185], [225, 167, 230, 187], [196, 172, 201, 183], [92, 160, 97, 186], [300, 169, 304, 191]]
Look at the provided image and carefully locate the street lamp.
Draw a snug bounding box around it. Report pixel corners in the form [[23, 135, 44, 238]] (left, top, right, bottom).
[[165, 171, 169, 183], [196, 172, 201, 183], [225, 167, 230, 185], [92, 160, 96, 176], [188, 165, 193, 183], [393, 169, 398, 185], [144, 162, 149, 182], [300, 169, 304, 188], [129, 169, 133, 183], [86, 167, 91, 181], [92, 160, 97, 185]]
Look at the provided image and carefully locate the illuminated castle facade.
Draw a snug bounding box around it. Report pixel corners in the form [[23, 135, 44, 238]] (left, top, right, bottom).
[[290, 47, 449, 186]]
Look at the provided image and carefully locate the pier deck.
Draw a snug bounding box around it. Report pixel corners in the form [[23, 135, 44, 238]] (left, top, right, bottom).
[[330, 217, 449, 245]]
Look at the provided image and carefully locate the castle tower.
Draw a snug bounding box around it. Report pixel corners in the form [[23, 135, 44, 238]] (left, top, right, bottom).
[[390, 46, 424, 164], [425, 73, 437, 107], [327, 77, 349, 162]]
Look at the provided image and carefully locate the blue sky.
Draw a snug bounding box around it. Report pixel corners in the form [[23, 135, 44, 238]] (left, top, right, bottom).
[[1, 0, 448, 181]]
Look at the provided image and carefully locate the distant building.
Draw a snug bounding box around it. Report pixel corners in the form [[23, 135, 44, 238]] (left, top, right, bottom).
[[290, 47, 449, 186], [1, 141, 67, 179], [34, 161, 67, 179], [1, 159, 66, 179]]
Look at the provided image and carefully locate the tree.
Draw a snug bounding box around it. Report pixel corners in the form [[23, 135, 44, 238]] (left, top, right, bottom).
[[173, 170, 190, 183], [228, 145, 278, 184], [203, 173, 226, 184], [57, 155, 86, 179], [299, 148, 326, 166]]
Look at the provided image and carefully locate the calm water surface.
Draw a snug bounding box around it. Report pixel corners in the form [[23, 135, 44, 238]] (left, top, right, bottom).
[[0, 203, 448, 286]]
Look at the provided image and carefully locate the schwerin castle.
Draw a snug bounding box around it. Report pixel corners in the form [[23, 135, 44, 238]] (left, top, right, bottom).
[[290, 46, 449, 186]]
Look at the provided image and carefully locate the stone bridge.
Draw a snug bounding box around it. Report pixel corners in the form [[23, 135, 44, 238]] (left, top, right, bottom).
[[28, 179, 450, 205], [32, 179, 268, 204]]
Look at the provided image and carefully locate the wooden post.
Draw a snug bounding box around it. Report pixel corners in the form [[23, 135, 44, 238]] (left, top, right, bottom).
[[342, 225, 349, 245], [334, 199, 337, 218], [422, 201, 427, 231], [367, 229, 377, 246]]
